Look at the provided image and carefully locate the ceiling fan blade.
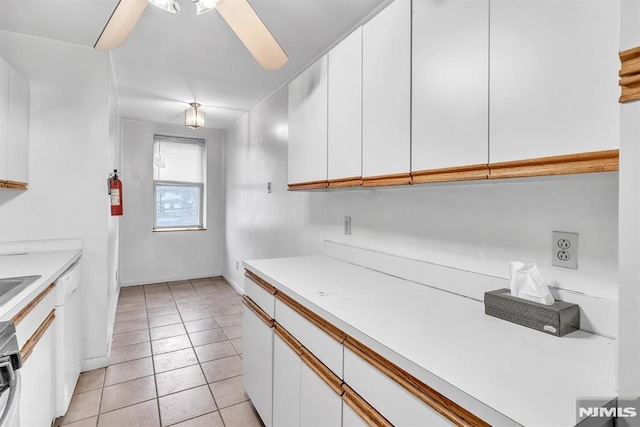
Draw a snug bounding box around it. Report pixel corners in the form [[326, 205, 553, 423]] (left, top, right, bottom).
[[216, 0, 289, 70], [95, 0, 148, 50]]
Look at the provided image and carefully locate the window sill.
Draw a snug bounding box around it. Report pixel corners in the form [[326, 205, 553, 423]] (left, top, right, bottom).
[[153, 227, 207, 233]]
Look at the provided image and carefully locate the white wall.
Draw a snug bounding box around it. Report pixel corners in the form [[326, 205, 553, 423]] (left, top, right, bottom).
[[0, 30, 114, 367], [120, 119, 224, 285], [223, 85, 619, 316]]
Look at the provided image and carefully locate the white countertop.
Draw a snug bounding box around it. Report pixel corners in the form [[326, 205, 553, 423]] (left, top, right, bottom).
[[244, 255, 616, 427], [0, 250, 82, 318]]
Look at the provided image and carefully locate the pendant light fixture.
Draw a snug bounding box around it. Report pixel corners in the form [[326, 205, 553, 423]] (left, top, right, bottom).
[[193, 0, 219, 15], [185, 103, 205, 129]]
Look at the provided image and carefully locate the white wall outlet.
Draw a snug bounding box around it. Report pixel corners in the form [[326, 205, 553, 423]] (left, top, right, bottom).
[[552, 231, 578, 269], [236, 261, 239, 270], [344, 216, 351, 235], [267, 182, 272, 193]]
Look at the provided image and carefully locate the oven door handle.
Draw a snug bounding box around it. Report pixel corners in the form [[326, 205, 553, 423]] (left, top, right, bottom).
[[0, 371, 20, 427]]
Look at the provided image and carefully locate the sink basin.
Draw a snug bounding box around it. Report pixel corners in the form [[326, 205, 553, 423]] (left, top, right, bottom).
[[0, 275, 41, 306]]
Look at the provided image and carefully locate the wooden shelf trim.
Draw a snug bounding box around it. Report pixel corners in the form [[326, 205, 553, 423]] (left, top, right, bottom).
[[488, 149, 619, 179], [300, 348, 344, 396], [411, 164, 489, 184], [327, 176, 363, 188], [21, 309, 56, 363], [242, 296, 274, 328], [244, 270, 277, 295], [274, 321, 304, 356], [620, 46, 640, 102], [288, 180, 328, 191], [12, 283, 55, 326], [342, 384, 393, 427], [343, 336, 490, 427], [0, 180, 28, 190], [362, 172, 411, 187], [274, 291, 345, 343]]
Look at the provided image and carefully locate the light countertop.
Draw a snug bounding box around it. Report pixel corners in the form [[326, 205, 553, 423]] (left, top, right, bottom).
[[0, 250, 82, 318], [244, 255, 616, 427]]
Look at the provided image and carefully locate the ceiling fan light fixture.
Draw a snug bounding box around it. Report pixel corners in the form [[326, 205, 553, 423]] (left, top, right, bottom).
[[185, 103, 205, 129], [147, 0, 179, 13], [194, 0, 219, 15]]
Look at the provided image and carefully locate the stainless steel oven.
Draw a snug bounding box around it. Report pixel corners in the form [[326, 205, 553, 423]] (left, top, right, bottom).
[[0, 322, 22, 427]]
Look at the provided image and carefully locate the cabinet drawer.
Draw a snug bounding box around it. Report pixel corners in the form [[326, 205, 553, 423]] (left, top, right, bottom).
[[11, 283, 56, 349], [344, 347, 452, 426], [244, 271, 275, 318], [275, 297, 343, 378]]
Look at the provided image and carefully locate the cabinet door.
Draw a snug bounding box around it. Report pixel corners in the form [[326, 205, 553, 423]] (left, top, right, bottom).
[[288, 56, 328, 185], [412, 0, 488, 171], [362, 0, 411, 178], [300, 362, 343, 427], [7, 66, 28, 183], [242, 306, 273, 427], [489, 0, 619, 163], [20, 319, 57, 427], [0, 58, 8, 180], [273, 334, 301, 427], [328, 28, 362, 181], [342, 401, 369, 427]]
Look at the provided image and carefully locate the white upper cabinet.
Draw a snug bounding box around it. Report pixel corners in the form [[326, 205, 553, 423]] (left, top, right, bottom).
[[7, 66, 28, 183], [288, 55, 328, 185], [362, 0, 411, 178], [489, 0, 620, 163], [412, 0, 489, 172], [0, 58, 8, 181], [328, 27, 362, 182]]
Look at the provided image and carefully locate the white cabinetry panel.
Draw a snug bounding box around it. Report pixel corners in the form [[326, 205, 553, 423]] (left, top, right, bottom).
[[244, 275, 274, 318], [300, 362, 343, 427], [328, 27, 362, 181], [342, 401, 368, 427], [362, 0, 411, 177], [288, 56, 328, 184], [273, 334, 302, 427], [0, 58, 8, 179], [7, 66, 28, 183], [489, 0, 619, 163], [242, 306, 273, 427], [412, 0, 488, 171]]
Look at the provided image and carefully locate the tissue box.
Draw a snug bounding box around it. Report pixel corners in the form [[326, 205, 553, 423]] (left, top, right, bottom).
[[484, 288, 580, 337]]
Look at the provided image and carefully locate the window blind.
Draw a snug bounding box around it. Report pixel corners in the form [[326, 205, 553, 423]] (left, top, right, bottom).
[[153, 136, 204, 183]]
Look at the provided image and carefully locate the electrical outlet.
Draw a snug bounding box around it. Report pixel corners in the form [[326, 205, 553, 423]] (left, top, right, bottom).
[[344, 216, 351, 235], [267, 182, 272, 194], [552, 231, 578, 269], [236, 261, 239, 270]]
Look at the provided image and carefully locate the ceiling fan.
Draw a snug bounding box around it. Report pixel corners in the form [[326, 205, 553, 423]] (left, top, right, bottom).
[[94, 0, 288, 70]]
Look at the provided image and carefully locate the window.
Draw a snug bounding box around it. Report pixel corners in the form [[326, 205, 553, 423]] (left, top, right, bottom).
[[153, 135, 205, 230]]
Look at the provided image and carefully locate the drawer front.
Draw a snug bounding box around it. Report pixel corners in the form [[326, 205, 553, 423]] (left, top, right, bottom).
[[12, 283, 56, 349], [344, 347, 452, 426], [244, 274, 275, 318], [275, 299, 343, 378]]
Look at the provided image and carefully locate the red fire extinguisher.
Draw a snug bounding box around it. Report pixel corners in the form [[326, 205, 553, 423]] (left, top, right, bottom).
[[108, 169, 123, 216]]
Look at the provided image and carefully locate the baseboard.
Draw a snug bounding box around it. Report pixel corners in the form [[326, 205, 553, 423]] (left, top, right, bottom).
[[223, 274, 243, 294], [121, 272, 223, 287], [82, 355, 110, 371]]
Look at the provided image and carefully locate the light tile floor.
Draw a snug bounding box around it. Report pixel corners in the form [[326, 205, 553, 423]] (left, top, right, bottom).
[[55, 277, 263, 427]]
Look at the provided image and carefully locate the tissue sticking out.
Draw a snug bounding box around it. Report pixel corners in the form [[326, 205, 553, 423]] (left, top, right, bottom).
[[509, 261, 555, 305]]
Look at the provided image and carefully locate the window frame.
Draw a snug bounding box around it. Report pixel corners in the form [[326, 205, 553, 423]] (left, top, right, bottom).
[[152, 135, 206, 232]]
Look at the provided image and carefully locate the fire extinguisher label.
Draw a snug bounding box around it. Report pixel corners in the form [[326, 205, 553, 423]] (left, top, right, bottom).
[[110, 189, 120, 205]]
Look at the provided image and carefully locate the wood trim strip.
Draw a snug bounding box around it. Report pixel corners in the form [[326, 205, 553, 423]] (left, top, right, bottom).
[[344, 336, 490, 427], [327, 176, 363, 188], [244, 270, 276, 295], [361, 173, 411, 187], [620, 46, 640, 102], [242, 296, 274, 327], [300, 348, 344, 396], [0, 180, 28, 190], [288, 180, 328, 191], [411, 164, 489, 184], [342, 384, 393, 427], [275, 291, 345, 343], [12, 283, 55, 325], [620, 45, 640, 63], [21, 309, 56, 363], [488, 149, 619, 179], [273, 321, 304, 356]]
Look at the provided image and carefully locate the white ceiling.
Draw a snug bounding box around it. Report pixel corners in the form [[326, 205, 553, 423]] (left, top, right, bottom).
[[0, 0, 389, 129]]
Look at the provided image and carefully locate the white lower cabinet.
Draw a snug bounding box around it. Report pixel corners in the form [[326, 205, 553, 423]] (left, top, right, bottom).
[[20, 317, 57, 427], [300, 361, 343, 427], [242, 305, 273, 427], [343, 348, 451, 426], [273, 333, 302, 427], [342, 401, 368, 427]]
